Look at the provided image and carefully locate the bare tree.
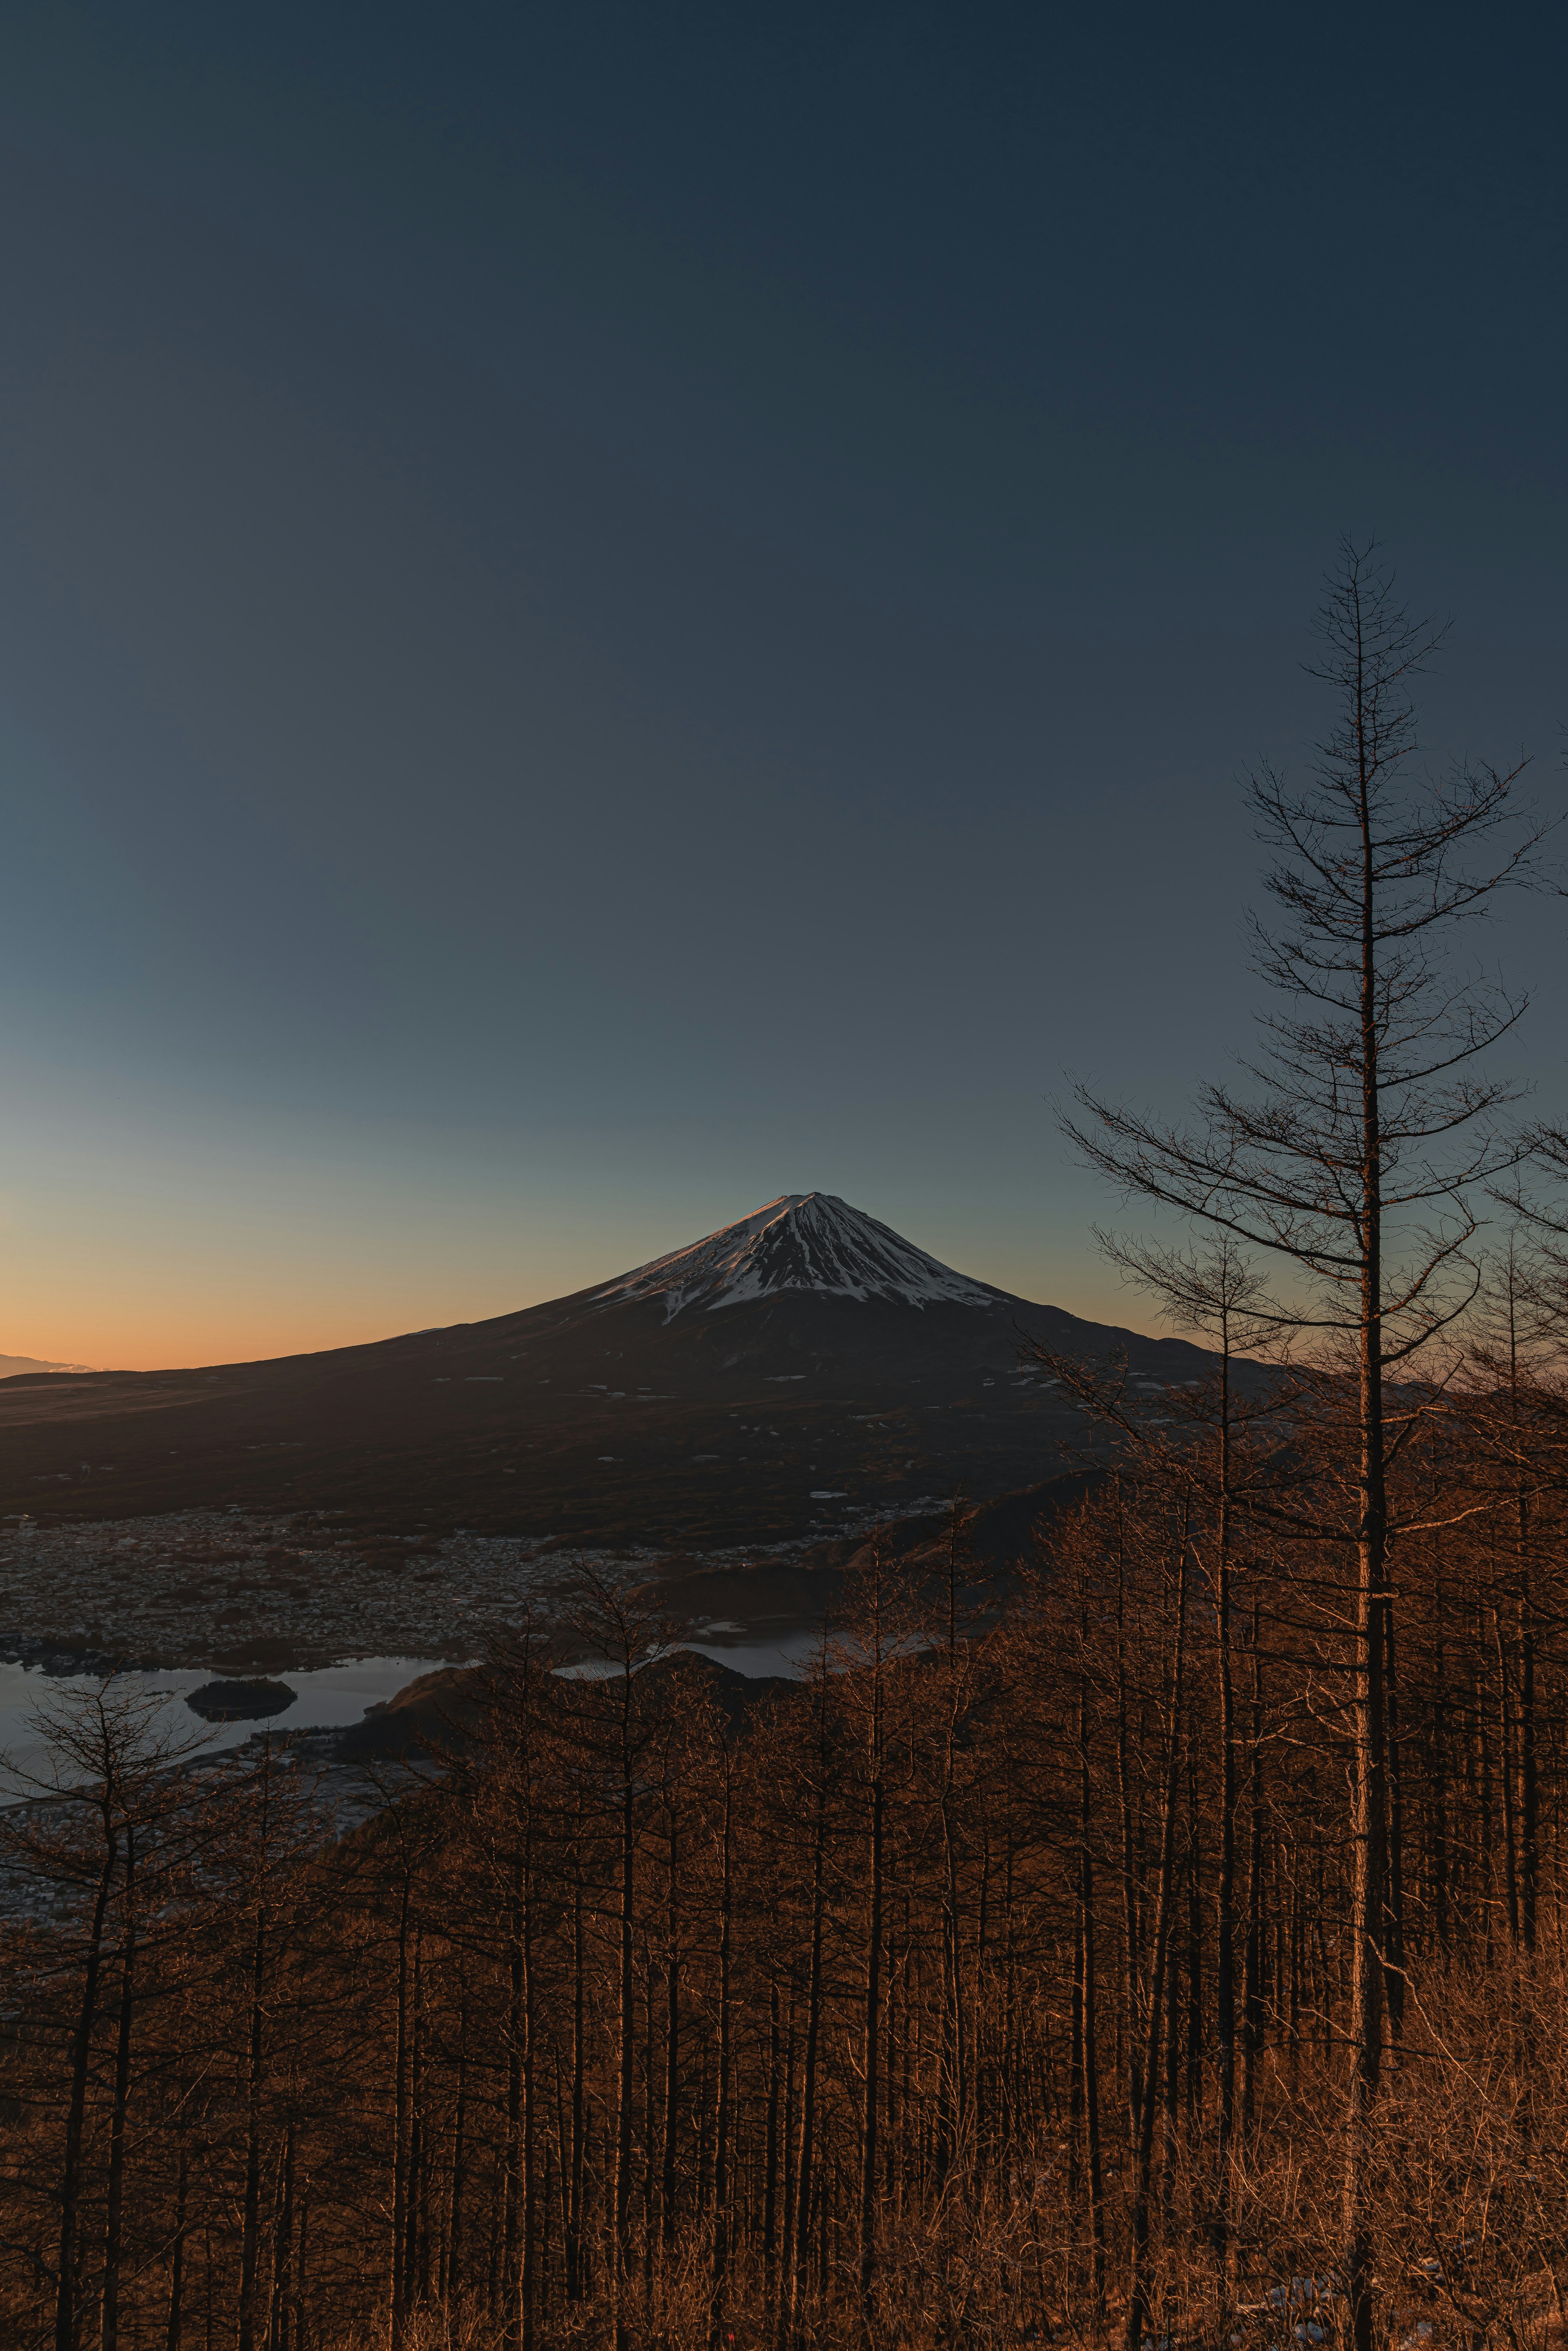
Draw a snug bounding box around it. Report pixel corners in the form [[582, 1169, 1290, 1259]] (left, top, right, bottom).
[[0, 1677, 211, 2351], [1061, 537, 1543, 2351]]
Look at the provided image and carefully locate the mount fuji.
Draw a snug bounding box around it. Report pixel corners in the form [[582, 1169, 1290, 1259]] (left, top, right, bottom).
[[593, 1194, 1001, 1317], [0, 1194, 1214, 1543]]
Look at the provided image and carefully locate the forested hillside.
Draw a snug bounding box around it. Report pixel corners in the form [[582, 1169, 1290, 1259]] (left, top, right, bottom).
[[4, 1404, 1568, 2351]]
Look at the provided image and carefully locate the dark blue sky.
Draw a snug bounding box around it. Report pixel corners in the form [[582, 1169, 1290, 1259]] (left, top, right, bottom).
[[0, 3, 1562, 1364]]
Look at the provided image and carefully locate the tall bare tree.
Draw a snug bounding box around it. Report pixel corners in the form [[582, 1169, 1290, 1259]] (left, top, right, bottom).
[[1061, 537, 1541, 2351]]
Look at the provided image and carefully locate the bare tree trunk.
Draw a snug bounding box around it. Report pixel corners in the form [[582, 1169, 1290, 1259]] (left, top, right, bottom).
[[1432, 1579, 1451, 1951], [615, 1689, 638, 2351], [939, 1500, 969, 2183], [1214, 1361, 1238, 2281], [271, 2121, 296, 2351], [521, 1891, 537, 2351], [1075, 1576, 1107, 2323], [859, 1765, 884, 2343], [1162, 1847, 1181, 2225], [165, 2145, 189, 2351], [777, 1993, 797, 2344], [1384, 1589, 1406, 2039], [1494, 1601, 1521, 1945], [503, 1904, 525, 2349], [1241, 1611, 1265, 2133], [1345, 1277, 1389, 2351], [55, 1804, 119, 2351], [1520, 1576, 1539, 1952], [711, 1762, 735, 2344], [788, 1766, 828, 2342], [449, 1986, 468, 2306], [1344, 631, 1394, 2351], [238, 1909, 270, 2351], [662, 1810, 680, 2255], [101, 1829, 137, 2351], [764, 1977, 781, 2296], [405, 1934, 425, 2311], [388, 1878, 412, 2351], [566, 1835, 586, 2304], [1114, 1500, 1143, 2157], [1125, 1524, 1189, 2351]]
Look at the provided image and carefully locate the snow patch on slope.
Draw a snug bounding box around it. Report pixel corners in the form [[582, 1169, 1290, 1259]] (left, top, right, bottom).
[[593, 1194, 999, 1321]]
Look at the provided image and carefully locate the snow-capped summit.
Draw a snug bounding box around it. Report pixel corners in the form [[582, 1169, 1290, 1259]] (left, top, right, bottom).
[[593, 1193, 1001, 1321]]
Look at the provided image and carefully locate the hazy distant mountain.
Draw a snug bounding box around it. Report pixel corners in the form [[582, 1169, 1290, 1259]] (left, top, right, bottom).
[[0, 1353, 96, 1379], [0, 1194, 1212, 1542]]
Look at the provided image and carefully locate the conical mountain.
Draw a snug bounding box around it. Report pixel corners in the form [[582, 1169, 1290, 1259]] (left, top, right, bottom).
[[0, 1194, 1212, 1542], [593, 1193, 1000, 1316]]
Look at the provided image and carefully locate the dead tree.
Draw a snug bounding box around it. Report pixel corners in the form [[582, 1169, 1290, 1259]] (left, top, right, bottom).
[[1061, 536, 1541, 2351]]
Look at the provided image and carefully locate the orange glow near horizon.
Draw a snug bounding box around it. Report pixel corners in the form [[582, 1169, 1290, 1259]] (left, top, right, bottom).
[[1, 1288, 536, 1376], [0, 1253, 551, 1373], [3, 1258, 1157, 1375]]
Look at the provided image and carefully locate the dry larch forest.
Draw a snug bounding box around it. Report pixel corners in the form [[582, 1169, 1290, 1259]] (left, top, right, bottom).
[[4, 546, 1568, 2351]]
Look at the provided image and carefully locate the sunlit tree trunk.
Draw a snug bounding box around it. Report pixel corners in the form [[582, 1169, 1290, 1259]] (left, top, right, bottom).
[[1125, 1521, 1189, 2351], [101, 1828, 137, 2351]]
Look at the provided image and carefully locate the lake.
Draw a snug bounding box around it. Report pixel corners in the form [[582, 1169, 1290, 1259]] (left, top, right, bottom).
[[0, 1655, 450, 1801], [0, 1631, 822, 1796]]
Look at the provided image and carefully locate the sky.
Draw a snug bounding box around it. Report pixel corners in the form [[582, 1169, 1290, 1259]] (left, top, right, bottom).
[[0, 2, 1564, 1369]]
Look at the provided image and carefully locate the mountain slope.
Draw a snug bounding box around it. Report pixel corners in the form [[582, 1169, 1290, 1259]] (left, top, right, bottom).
[[0, 1195, 1212, 1542]]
